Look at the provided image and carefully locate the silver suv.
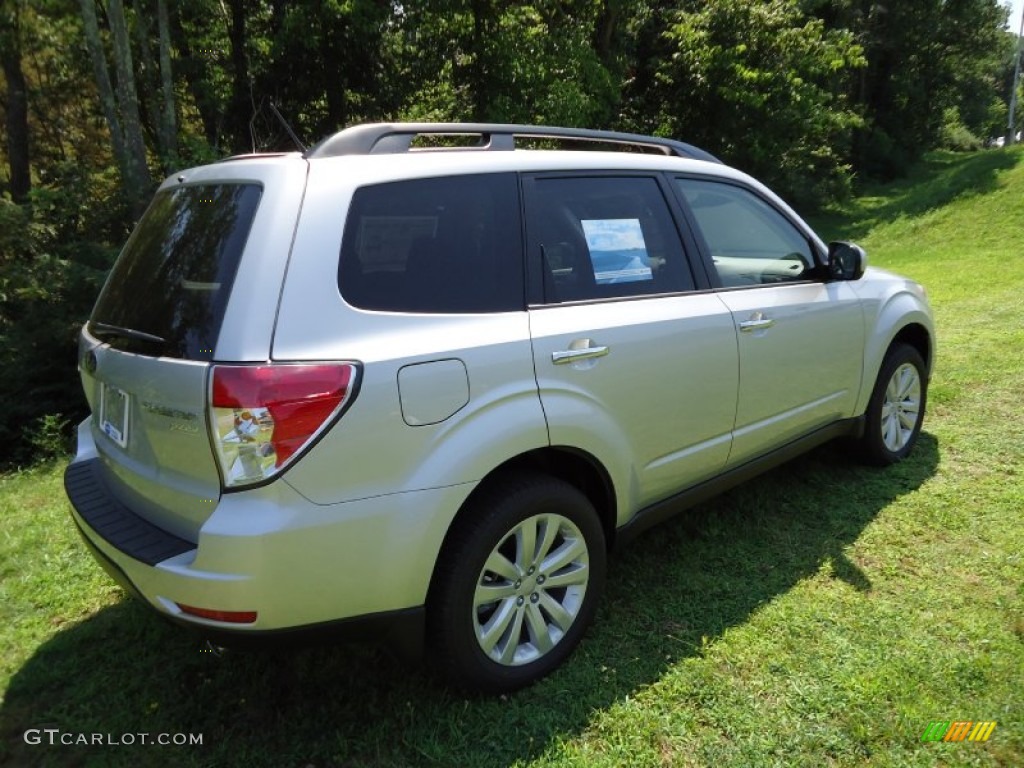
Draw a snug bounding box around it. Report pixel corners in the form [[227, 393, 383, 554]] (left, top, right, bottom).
[[64, 123, 934, 692]]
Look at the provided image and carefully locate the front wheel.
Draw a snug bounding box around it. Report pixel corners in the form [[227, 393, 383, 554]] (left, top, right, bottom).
[[858, 342, 928, 465], [427, 473, 606, 694]]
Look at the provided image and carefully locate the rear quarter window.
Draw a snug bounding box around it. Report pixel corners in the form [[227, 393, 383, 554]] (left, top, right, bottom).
[[338, 173, 524, 313], [90, 183, 262, 360]]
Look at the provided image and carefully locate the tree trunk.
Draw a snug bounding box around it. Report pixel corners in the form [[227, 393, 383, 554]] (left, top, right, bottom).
[[168, 3, 219, 147], [322, 12, 348, 133], [129, 0, 163, 159], [79, 0, 132, 194], [225, 0, 252, 152], [1, 3, 31, 203], [131, 0, 176, 168], [106, 0, 151, 211], [470, 0, 491, 121], [131, 2, 158, 128], [593, 0, 622, 70], [156, 0, 177, 166]]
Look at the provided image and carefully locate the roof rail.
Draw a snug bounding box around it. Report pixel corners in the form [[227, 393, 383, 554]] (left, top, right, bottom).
[[304, 122, 721, 164]]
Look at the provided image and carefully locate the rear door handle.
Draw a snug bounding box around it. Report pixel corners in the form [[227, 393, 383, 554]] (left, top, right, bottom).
[[738, 312, 775, 332], [552, 340, 610, 365]]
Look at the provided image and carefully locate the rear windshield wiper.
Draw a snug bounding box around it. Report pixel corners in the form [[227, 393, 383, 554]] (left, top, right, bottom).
[[91, 322, 167, 345]]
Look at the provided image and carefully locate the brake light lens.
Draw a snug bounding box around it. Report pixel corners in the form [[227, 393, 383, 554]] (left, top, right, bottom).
[[210, 363, 358, 488]]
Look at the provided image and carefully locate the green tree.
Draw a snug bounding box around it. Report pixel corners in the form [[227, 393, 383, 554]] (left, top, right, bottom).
[[394, 1, 620, 127], [254, 0, 395, 145], [1, 0, 31, 202], [805, 0, 1011, 175], [626, 0, 864, 206]]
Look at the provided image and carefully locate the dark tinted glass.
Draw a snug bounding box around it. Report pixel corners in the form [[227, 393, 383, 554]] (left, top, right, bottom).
[[527, 176, 694, 303], [90, 183, 262, 360], [339, 173, 523, 313]]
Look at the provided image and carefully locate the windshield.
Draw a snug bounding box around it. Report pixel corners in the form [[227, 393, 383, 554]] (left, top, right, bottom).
[[90, 183, 262, 360]]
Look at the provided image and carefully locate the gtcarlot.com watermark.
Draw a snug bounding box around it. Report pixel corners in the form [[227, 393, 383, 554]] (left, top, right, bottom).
[[24, 728, 202, 746]]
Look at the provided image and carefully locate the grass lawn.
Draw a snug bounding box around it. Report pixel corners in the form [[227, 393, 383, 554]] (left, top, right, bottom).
[[2, 148, 1022, 767]]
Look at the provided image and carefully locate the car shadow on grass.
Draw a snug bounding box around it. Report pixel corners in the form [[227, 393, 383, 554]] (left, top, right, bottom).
[[1, 434, 939, 768]]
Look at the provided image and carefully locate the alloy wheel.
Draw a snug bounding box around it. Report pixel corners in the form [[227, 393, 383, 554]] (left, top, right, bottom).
[[472, 513, 590, 666], [880, 362, 922, 453]]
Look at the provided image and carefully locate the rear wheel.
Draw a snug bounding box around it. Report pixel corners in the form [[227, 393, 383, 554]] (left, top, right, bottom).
[[858, 343, 927, 465], [427, 473, 606, 693]]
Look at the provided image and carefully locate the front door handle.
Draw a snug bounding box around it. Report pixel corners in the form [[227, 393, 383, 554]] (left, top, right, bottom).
[[552, 339, 610, 365], [738, 312, 775, 332]]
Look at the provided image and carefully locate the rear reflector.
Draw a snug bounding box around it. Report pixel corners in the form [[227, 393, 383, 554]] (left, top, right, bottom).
[[210, 363, 358, 489], [176, 603, 258, 624]]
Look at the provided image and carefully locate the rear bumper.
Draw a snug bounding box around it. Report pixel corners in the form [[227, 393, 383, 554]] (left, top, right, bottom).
[[67, 509, 424, 655], [64, 459, 194, 566], [64, 431, 475, 646]]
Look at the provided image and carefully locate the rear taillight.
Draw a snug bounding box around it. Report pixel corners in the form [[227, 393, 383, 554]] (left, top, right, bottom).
[[209, 363, 358, 489]]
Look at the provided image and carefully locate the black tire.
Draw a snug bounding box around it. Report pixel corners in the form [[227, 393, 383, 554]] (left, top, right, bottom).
[[858, 342, 928, 466], [427, 472, 606, 694]]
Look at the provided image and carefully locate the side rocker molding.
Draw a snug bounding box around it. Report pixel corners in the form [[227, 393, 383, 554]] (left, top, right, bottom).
[[614, 417, 864, 551]]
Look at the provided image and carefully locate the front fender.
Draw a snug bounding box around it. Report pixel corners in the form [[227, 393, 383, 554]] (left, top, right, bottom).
[[853, 270, 935, 416]]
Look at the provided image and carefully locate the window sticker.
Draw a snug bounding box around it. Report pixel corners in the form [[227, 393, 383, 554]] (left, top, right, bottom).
[[581, 218, 653, 284]]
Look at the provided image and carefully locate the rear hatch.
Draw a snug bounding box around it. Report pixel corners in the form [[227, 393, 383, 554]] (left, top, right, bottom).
[[79, 158, 307, 540]]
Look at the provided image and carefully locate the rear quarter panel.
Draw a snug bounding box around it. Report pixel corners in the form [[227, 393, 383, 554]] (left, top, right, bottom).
[[271, 160, 550, 504]]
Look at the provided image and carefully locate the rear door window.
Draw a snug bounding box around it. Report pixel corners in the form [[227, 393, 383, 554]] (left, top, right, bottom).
[[90, 183, 262, 360], [338, 173, 523, 313], [523, 175, 695, 303]]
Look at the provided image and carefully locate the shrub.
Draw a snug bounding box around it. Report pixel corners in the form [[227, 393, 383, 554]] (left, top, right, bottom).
[[0, 177, 118, 468], [29, 413, 73, 461], [940, 108, 984, 152]]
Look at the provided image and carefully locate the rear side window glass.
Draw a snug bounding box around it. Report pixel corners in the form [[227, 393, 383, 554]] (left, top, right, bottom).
[[339, 173, 524, 313], [525, 176, 694, 303], [90, 183, 262, 360]]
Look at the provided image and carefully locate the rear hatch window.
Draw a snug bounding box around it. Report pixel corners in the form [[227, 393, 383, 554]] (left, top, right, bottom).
[[90, 183, 263, 360]]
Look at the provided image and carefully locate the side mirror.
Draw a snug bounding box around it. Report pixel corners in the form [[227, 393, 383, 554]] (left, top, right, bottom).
[[827, 241, 867, 281]]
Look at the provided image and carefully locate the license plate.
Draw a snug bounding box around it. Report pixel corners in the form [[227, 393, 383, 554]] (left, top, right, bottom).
[[99, 383, 130, 448]]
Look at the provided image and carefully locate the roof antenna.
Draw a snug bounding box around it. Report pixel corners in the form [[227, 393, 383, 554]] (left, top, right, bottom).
[[268, 101, 306, 153]]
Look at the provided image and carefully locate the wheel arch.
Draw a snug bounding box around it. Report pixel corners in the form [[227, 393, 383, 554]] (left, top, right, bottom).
[[506, 447, 617, 546], [426, 447, 618, 600], [890, 322, 933, 378], [856, 312, 934, 417], [856, 332, 929, 465]]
